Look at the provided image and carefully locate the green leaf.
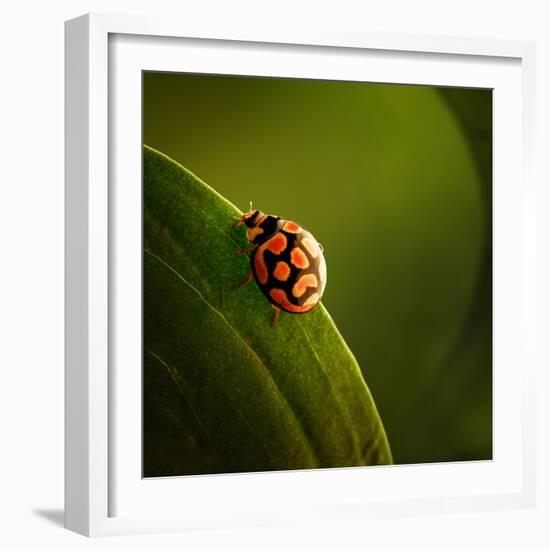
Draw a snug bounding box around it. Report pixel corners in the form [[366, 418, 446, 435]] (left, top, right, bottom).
[[143, 145, 392, 476]]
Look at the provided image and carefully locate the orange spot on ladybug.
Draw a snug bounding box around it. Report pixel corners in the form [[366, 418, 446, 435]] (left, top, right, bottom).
[[290, 247, 310, 269], [254, 249, 269, 284], [269, 288, 314, 313], [273, 261, 291, 281], [283, 221, 302, 233], [266, 232, 287, 254], [292, 273, 318, 298], [247, 226, 264, 242], [302, 237, 319, 258]]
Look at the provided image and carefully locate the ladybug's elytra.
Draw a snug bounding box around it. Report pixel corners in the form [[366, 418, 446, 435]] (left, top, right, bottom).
[[234, 209, 327, 326]]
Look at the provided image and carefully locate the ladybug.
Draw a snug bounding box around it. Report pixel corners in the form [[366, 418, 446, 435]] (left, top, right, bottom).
[[234, 209, 327, 325]]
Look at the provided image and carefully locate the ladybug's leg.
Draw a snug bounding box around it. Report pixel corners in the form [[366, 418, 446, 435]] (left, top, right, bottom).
[[236, 244, 258, 256], [236, 270, 253, 289], [271, 305, 280, 327], [233, 217, 244, 227]]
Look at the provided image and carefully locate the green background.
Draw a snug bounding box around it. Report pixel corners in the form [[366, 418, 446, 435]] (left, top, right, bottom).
[[143, 72, 492, 465]]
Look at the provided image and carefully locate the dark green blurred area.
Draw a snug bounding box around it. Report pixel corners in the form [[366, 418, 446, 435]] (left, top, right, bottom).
[[143, 72, 492, 465]]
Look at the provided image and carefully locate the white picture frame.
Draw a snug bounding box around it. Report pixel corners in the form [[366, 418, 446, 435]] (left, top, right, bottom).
[[65, 13, 537, 537]]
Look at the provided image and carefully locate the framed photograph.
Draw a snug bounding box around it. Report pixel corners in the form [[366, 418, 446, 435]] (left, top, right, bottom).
[[65, 13, 536, 536]]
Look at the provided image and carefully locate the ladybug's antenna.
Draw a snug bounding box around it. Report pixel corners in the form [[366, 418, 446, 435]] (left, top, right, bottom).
[[249, 200, 253, 212]]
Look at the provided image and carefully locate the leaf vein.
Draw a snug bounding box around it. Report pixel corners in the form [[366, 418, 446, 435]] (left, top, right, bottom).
[[146, 349, 214, 444]]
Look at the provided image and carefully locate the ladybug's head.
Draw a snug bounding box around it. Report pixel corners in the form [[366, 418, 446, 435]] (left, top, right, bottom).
[[242, 209, 264, 228], [234, 208, 284, 244]]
